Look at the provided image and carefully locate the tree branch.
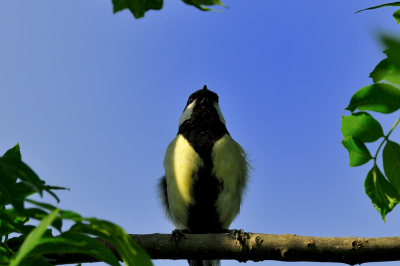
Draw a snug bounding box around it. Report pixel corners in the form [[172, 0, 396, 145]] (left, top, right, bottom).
[[44, 233, 400, 265]]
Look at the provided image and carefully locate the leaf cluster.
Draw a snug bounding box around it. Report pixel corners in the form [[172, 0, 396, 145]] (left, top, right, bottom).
[[112, 0, 226, 19], [342, 35, 400, 221], [0, 144, 152, 266]]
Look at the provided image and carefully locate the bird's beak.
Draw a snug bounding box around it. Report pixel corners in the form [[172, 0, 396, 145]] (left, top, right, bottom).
[[199, 85, 210, 105], [200, 97, 209, 104]]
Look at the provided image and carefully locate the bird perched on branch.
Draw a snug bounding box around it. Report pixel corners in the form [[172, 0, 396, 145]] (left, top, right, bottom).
[[158, 85, 250, 266]]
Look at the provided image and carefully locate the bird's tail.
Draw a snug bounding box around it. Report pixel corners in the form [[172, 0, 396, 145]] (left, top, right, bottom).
[[188, 260, 220, 266]]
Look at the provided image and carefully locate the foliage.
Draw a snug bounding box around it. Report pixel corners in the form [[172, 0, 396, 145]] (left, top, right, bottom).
[[356, 1, 400, 24], [342, 34, 400, 221], [111, 0, 226, 19], [341, 1, 400, 221], [0, 144, 152, 266]]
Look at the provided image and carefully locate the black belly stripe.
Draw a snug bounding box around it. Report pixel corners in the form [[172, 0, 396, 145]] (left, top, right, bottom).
[[186, 156, 223, 233], [178, 108, 229, 233]]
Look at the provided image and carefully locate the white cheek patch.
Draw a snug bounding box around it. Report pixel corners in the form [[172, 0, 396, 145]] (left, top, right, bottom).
[[179, 100, 197, 126], [214, 102, 226, 125]]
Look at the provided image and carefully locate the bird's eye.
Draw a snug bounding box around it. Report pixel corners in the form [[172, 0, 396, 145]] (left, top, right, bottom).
[[188, 97, 194, 104]]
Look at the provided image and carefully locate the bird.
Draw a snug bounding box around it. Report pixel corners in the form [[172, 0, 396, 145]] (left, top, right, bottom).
[[158, 85, 250, 266]]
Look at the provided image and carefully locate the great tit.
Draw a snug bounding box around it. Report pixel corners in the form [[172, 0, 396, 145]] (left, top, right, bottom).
[[158, 85, 250, 266]]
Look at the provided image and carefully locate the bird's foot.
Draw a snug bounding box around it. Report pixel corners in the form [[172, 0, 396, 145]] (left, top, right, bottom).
[[228, 229, 246, 246], [171, 229, 189, 248]]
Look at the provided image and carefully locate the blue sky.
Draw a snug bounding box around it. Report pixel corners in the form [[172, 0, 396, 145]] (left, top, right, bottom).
[[2, 1, 400, 266]]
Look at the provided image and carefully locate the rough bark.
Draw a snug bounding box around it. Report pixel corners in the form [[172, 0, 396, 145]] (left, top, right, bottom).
[[44, 233, 400, 265]]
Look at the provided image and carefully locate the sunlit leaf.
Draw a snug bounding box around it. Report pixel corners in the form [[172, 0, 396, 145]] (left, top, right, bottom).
[[341, 112, 384, 142], [345, 83, 400, 113], [370, 36, 400, 84], [70, 220, 152, 266], [22, 208, 62, 232], [13, 215, 29, 224], [0, 211, 31, 236], [365, 165, 400, 221], [370, 58, 400, 83], [342, 136, 372, 167], [383, 140, 400, 194], [394, 9, 400, 23], [386, 74, 400, 84], [356, 1, 400, 13], [9, 209, 60, 266], [32, 233, 121, 266]]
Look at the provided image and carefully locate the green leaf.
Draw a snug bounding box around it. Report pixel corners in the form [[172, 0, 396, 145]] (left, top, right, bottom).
[[20, 257, 54, 266], [0, 157, 66, 212], [385, 73, 400, 85], [345, 83, 400, 114], [382, 36, 400, 65], [6, 235, 29, 252], [370, 37, 400, 84], [192, 0, 225, 5], [69, 220, 152, 266], [111, 0, 226, 17], [383, 140, 400, 194], [0, 168, 25, 212], [3, 143, 21, 160], [342, 136, 372, 167], [0, 158, 67, 210], [0, 158, 43, 196], [9, 208, 60, 266], [181, 0, 226, 11], [0, 182, 41, 209], [5, 230, 52, 254], [112, 0, 163, 19], [22, 208, 62, 232], [0, 246, 10, 264], [365, 165, 400, 221], [0, 211, 32, 236], [356, 1, 400, 13], [112, 0, 128, 13], [370, 58, 400, 83], [13, 215, 29, 224], [341, 112, 384, 143], [26, 199, 83, 222], [393, 9, 400, 23], [31, 233, 121, 266]]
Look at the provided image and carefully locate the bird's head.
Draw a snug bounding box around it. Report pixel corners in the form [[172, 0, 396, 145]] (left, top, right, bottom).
[[179, 85, 226, 126]]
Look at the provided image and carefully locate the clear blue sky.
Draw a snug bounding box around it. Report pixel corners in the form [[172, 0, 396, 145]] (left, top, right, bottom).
[[2, 1, 400, 266]]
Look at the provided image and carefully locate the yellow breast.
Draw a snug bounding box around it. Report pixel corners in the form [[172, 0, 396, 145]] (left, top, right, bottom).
[[164, 133, 249, 230], [212, 134, 250, 228], [164, 134, 203, 229]]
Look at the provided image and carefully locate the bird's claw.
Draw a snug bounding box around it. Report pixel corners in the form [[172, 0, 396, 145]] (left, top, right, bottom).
[[229, 229, 246, 246], [171, 229, 188, 248]]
